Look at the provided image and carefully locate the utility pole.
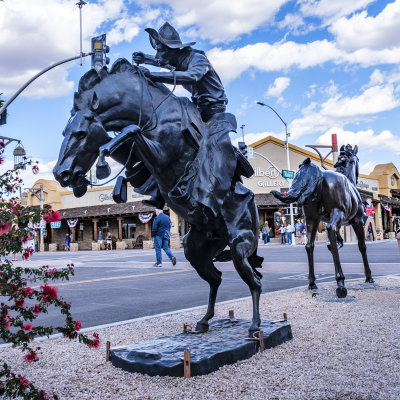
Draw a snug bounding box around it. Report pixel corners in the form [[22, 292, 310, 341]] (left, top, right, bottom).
[[76, 1, 87, 66], [257, 102, 295, 244]]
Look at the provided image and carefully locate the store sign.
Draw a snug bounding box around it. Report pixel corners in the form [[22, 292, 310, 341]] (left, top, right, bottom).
[[51, 221, 61, 229], [254, 166, 285, 187], [99, 193, 113, 202]]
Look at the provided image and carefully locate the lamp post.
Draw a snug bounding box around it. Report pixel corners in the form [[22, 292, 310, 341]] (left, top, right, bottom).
[[257, 102, 295, 243], [24, 185, 45, 252]]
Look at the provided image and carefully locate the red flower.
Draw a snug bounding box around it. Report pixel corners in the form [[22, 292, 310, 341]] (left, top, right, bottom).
[[40, 284, 58, 300], [19, 376, 30, 387], [23, 287, 34, 296], [74, 320, 82, 331], [23, 323, 33, 331], [0, 221, 9, 235], [32, 304, 41, 315], [88, 332, 100, 349], [6, 321, 12, 329], [51, 211, 61, 222], [24, 352, 39, 363], [15, 299, 25, 308], [32, 164, 39, 174]]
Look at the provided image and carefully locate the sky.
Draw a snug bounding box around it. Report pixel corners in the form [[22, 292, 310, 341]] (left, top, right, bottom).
[[1, 0, 400, 189]]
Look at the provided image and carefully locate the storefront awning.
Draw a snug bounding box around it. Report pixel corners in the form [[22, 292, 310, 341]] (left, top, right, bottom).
[[58, 201, 155, 219]]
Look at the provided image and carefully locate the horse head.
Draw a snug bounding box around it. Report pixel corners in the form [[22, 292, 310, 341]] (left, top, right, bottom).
[[271, 158, 323, 205], [53, 60, 146, 197], [335, 144, 359, 185]]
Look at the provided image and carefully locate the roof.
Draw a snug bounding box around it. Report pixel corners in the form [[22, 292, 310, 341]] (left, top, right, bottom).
[[255, 193, 286, 207], [59, 201, 156, 219]]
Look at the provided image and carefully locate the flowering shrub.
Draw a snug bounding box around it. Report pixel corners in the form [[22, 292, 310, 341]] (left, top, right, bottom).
[[0, 143, 99, 399]]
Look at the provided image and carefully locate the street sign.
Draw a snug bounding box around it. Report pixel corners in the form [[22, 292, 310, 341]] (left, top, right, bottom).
[[41, 228, 46, 236], [282, 169, 295, 179], [51, 221, 61, 229], [40, 220, 46, 228], [247, 146, 254, 158]]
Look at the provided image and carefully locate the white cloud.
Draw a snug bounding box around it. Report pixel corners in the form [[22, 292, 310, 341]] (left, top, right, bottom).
[[265, 77, 290, 98], [137, 0, 288, 43], [0, 0, 151, 99], [290, 80, 400, 138], [330, 1, 400, 51], [207, 40, 400, 85], [316, 127, 400, 155]]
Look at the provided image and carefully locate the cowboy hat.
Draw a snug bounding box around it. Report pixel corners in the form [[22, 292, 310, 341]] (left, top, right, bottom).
[[145, 22, 196, 50]]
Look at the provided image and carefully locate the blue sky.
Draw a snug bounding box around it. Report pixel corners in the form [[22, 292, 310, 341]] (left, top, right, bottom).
[[1, 0, 400, 188]]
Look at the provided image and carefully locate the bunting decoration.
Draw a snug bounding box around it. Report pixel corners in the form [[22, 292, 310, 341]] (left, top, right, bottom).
[[382, 204, 392, 213], [138, 212, 153, 224], [67, 218, 79, 228]]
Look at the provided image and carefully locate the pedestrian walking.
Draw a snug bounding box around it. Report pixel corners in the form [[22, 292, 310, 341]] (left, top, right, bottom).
[[151, 209, 176, 267], [280, 224, 287, 244], [65, 233, 71, 251], [286, 223, 294, 244], [262, 222, 270, 244]]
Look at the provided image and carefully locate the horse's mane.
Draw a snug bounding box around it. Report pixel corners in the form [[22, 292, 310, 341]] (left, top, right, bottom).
[[73, 59, 161, 111]]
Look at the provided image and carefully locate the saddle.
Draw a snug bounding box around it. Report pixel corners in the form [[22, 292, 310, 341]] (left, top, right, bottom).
[[113, 97, 254, 208]]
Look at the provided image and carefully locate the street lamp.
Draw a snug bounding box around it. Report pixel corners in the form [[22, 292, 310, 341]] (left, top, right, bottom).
[[257, 101, 295, 243], [13, 142, 26, 169]]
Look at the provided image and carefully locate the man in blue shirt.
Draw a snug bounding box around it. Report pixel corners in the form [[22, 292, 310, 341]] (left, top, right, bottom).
[[151, 209, 177, 267]]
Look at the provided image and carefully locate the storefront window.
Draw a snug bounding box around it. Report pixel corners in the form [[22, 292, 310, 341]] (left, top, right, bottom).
[[122, 217, 136, 239]]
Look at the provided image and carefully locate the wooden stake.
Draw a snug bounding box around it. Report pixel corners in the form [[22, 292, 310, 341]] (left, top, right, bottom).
[[258, 331, 264, 353], [106, 341, 111, 362], [283, 313, 287, 321], [183, 349, 191, 378], [229, 309, 234, 319]]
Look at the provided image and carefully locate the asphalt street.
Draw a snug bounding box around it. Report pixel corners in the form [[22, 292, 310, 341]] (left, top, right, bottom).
[[4, 239, 400, 332]]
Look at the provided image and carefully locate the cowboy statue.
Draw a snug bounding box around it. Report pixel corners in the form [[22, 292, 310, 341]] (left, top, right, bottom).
[[132, 22, 252, 221]]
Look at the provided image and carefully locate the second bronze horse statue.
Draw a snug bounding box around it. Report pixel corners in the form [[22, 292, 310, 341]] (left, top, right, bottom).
[[53, 59, 263, 334], [272, 145, 374, 298]]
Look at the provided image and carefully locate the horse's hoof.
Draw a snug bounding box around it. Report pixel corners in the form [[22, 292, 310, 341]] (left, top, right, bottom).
[[365, 277, 375, 284], [308, 284, 318, 290], [195, 322, 209, 333], [336, 287, 347, 298]]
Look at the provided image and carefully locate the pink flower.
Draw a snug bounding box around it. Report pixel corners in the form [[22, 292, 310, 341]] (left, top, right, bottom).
[[23, 287, 35, 296], [40, 284, 58, 300], [19, 376, 30, 387], [23, 323, 33, 331], [51, 211, 61, 222], [15, 299, 25, 308], [74, 320, 82, 331], [32, 304, 41, 315], [88, 332, 100, 349], [0, 221, 9, 235], [32, 164, 39, 174], [23, 352, 39, 363], [6, 321, 12, 329]]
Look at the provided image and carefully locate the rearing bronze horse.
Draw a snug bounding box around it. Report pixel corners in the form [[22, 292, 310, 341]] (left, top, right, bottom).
[[272, 145, 374, 298], [53, 59, 263, 334]]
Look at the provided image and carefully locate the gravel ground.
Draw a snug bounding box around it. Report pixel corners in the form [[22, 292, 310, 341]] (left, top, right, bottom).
[[1, 277, 399, 400]]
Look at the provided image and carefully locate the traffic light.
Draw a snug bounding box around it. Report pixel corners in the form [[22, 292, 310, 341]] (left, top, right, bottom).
[[0, 110, 6, 126], [238, 141, 248, 158], [91, 34, 110, 72]]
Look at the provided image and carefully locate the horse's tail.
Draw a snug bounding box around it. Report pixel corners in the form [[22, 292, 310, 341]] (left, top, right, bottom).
[[271, 158, 323, 206]]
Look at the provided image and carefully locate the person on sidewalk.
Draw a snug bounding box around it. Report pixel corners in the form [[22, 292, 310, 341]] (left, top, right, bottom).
[[262, 222, 270, 244], [286, 223, 294, 244], [280, 224, 287, 244], [65, 233, 71, 251], [151, 209, 176, 267], [106, 231, 112, 250]]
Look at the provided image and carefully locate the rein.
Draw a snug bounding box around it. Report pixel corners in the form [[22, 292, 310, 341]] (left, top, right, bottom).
[[91, 66, 177, 187]]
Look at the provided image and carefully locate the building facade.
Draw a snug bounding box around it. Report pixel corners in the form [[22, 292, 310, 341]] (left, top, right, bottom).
[[24, 136, 400, 249]]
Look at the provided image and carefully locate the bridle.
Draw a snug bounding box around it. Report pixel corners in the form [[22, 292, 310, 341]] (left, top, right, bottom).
[[91, 65, 177, 187]]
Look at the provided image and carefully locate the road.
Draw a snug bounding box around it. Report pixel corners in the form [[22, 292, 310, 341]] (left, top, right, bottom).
[[4, 239, 400, 331]]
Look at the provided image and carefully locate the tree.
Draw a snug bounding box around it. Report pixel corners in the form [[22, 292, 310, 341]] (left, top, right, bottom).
[[0, 141, 100, 399]]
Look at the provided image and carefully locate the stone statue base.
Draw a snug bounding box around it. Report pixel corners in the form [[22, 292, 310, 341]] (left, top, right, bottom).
[[110, 318, 292, 377]]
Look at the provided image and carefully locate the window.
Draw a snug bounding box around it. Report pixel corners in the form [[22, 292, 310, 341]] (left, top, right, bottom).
[[122, 217, 136, 239]]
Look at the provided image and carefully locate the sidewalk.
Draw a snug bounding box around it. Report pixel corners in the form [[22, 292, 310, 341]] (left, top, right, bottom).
[[1, 276, 399, 399]]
